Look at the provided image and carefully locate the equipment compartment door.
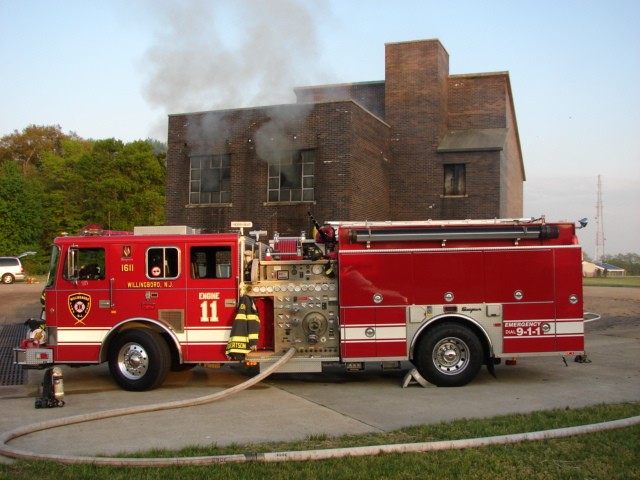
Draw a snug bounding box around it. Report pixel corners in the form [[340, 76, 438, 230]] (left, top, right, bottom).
[[341, 307, 406, 360], [484, 249, 557, 353], [553, 247, 584, 352]]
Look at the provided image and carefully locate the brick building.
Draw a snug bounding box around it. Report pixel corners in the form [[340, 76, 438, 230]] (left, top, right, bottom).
[[166, 39, 524, 235]]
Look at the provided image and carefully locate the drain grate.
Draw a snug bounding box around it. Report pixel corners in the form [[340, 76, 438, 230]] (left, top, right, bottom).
[[0, 323, 28, 386]]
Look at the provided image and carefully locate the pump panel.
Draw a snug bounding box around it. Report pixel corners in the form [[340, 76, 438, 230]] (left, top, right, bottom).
[[248, 260, 339, 356]]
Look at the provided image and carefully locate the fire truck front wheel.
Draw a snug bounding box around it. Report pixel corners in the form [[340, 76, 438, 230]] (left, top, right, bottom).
[[108, 329, 171, 391], [414, 323, 483, 387]]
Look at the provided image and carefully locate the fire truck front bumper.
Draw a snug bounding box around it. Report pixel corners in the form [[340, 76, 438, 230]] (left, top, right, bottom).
[[14, 347, 54, 367]]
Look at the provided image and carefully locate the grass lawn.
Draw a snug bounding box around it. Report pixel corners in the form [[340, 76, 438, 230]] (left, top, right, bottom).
[[583, 276, 640, 288], [2, 402, 638, 479]]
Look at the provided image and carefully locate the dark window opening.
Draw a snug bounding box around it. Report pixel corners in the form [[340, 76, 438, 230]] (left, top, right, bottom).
[[190, 154, 231, 204], [444, 164, 466, 196], [267, 149, 315, 202]]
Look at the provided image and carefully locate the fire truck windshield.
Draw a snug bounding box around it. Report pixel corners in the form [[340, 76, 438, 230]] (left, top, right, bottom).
[[45, 246, 60, 288]]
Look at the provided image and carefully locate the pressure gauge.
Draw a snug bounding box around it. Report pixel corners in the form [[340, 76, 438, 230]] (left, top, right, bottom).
[[312, 265, 324, 275]]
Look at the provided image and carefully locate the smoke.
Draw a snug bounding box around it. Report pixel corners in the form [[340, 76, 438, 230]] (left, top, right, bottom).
[[254, 105, 311, 163], [141, 0, 330, 140]]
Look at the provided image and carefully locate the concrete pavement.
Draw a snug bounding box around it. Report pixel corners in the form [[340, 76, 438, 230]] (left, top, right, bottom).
[[1, 315, 638, 459]]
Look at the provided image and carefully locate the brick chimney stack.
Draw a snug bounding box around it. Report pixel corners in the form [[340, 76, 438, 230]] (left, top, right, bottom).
[[385, 39, 449, 218]]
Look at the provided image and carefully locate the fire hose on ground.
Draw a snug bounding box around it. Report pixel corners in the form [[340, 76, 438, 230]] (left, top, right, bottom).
[[1, 345, 638, 467]]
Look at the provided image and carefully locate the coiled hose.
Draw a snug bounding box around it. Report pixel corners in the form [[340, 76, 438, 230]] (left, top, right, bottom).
[[1, 346, 638, 467]]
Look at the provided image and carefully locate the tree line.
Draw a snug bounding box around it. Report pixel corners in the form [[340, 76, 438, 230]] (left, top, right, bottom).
[[0, 125, 166, 273]]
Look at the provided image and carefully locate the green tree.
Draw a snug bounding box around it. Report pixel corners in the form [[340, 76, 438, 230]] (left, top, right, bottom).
[[145, 138, 168, 161], [0, 161, 44, 256], [0, 125, 73, 176], [77, 139, 165, 230], [1, 126, 167, 270], [37, 138, 93, 240]]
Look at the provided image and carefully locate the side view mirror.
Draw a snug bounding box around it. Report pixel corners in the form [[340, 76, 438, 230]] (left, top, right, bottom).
[[66, 247, 80, 282]]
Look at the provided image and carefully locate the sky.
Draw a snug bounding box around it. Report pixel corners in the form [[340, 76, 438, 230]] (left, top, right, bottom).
[[1, 0, 638, 257]]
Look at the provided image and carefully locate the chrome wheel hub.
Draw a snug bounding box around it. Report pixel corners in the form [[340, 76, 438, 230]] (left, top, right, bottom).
[[433, 337, 469, 375], [118, 343, 149, 380]]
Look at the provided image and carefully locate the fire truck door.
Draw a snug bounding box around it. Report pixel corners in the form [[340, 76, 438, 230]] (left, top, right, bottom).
[[184, 245, 237, 362], [53, 246, 110, 361]]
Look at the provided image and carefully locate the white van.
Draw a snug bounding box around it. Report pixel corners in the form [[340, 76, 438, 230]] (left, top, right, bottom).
[[0, 252, 35, 284]]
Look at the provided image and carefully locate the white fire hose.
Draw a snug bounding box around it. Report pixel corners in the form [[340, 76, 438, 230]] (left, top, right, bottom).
[[584, 312, 602, 323], [1, 346, 638, 467]]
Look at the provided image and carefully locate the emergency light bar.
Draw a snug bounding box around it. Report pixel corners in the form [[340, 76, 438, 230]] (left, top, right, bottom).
[[348, 225, 560, 243]]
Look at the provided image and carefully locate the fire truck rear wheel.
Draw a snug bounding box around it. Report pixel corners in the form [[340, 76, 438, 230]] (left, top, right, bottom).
[[108, 329, 171, 391], [414, 323, 483, 387]]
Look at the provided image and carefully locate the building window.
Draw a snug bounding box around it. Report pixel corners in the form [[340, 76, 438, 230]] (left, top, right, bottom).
[[190, 154, 231, 204], [443, 164, 466, 196], [267, 150, 315, 202]]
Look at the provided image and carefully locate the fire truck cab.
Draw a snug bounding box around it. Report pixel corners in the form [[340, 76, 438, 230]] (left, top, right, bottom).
[[15, 217, 585, 391]]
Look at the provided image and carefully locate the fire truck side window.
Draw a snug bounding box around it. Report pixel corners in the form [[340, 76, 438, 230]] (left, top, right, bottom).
[[147, 247, 180, 279], [190, 247, 231, 279], [64, 248, 105, 281]]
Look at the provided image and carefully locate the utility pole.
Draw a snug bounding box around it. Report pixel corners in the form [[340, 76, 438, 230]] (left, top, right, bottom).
[[594, 175, 605, 262]]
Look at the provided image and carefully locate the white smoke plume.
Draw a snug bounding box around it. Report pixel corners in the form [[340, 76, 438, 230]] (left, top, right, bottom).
[[254, 104, 311, 163], [142, 0, 330, 121]]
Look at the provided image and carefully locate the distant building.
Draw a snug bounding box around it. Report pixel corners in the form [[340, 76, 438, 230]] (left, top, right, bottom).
[[166, 39, 525, 235], [582, 261, 626, 277]]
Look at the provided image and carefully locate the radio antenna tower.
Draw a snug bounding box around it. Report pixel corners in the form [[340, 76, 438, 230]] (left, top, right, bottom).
[[594, 175, 605, 262]]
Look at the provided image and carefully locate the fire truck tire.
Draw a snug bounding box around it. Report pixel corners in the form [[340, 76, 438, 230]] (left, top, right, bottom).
[[414, 323, 483, 387], [108, 329, 171, 391]]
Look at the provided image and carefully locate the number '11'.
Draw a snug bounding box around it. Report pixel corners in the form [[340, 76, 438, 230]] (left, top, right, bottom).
[[200, 301, 219, 322]]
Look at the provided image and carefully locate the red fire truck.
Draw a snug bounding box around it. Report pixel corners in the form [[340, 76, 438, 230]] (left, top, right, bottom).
[[15, 216, 585, 391]]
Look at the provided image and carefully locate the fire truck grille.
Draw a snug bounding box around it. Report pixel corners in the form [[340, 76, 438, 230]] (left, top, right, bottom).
[[159, 309, 185, 333], [0, 323, 28, 386]]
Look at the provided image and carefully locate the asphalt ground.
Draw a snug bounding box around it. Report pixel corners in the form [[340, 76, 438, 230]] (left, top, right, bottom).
[[0, 286, 638, 459]]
